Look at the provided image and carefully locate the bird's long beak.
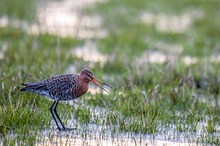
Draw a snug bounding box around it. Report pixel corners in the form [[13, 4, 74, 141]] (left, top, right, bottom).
[[91, 77, 110, 94], [96, 78, 113, 88]]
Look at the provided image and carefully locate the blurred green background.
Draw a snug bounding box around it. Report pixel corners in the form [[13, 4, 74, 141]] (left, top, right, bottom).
[[0, 0, 220, 145]]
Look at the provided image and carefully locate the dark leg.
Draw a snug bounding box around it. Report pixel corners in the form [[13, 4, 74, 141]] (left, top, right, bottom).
[[53, 100, 66, 129], [50, 101, 62, 130], [53, 100, 73, 131]]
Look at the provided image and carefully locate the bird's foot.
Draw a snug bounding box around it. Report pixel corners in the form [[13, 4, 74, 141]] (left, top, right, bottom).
[[58, 127, 74, 131]]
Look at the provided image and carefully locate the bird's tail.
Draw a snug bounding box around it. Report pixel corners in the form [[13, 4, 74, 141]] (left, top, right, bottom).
[[20, 83, 29, 91], [20, 82, 44, 92]]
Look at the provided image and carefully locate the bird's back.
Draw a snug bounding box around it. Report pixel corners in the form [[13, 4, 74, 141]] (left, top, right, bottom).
[[20, 74, 81, 101]]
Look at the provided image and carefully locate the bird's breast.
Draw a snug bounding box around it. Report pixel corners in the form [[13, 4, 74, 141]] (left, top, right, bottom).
[[75, 82, 89, 97]]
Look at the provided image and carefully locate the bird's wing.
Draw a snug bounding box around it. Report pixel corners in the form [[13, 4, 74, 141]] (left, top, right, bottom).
[[43, 74, 80, 100], [23, 74, 80, 100]]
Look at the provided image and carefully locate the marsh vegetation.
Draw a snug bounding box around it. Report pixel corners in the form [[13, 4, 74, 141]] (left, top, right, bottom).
[[0, 0, 220, 145]]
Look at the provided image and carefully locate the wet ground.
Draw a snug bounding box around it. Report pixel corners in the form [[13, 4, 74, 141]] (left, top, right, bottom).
[[1, 0, 220, 145]]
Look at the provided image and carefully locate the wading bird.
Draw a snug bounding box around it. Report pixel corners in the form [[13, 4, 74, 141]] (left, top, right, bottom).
[[20, 69, 111, 131]]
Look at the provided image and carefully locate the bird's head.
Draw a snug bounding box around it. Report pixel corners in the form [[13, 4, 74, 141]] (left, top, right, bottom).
[[80, 69, 112, 93]]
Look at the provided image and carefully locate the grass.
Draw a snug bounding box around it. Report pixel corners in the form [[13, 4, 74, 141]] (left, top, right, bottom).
[[0, 0, 220, 145]]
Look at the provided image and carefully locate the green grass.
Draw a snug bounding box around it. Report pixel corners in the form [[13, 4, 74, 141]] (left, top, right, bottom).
[[0, 0, 36, 21], [1, 0, 220, 145]]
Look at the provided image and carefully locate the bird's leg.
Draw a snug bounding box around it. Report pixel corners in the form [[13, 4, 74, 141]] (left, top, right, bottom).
[[53, 100, 65, 129], [53, 100, 73, 131], [50, 101, 62, 130]]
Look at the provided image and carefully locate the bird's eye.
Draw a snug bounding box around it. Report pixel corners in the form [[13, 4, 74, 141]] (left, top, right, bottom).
[[86, 72, 93, 80], [86, 73, 90, 77]]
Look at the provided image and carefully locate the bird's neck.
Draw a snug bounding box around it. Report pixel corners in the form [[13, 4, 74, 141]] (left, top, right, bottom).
[[76, 81, 89, 97]]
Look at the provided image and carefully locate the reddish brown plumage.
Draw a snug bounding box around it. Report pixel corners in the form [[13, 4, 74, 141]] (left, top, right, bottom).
[[75, 81, 89, 97]]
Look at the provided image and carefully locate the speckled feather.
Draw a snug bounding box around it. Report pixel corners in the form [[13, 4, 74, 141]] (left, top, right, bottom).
[[21, 74, 84, 101]]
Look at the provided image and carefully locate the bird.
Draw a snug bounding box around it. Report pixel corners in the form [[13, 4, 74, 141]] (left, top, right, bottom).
[[20, 69, 112, 131]]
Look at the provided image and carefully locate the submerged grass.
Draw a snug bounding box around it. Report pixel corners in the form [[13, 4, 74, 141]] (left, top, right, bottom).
[[1, 0, 220, 145]]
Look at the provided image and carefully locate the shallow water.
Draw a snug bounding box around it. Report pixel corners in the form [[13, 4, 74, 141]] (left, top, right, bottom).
[[35, 132, 198, 146], [0, 0, 107, 39], [140, 9, 204, 33], [0, 98, 219, 145], [32, 103, 218, 145], [1, 0, 219, 145], [0, 127, 199, 146], [33, 0, 108, 38]]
